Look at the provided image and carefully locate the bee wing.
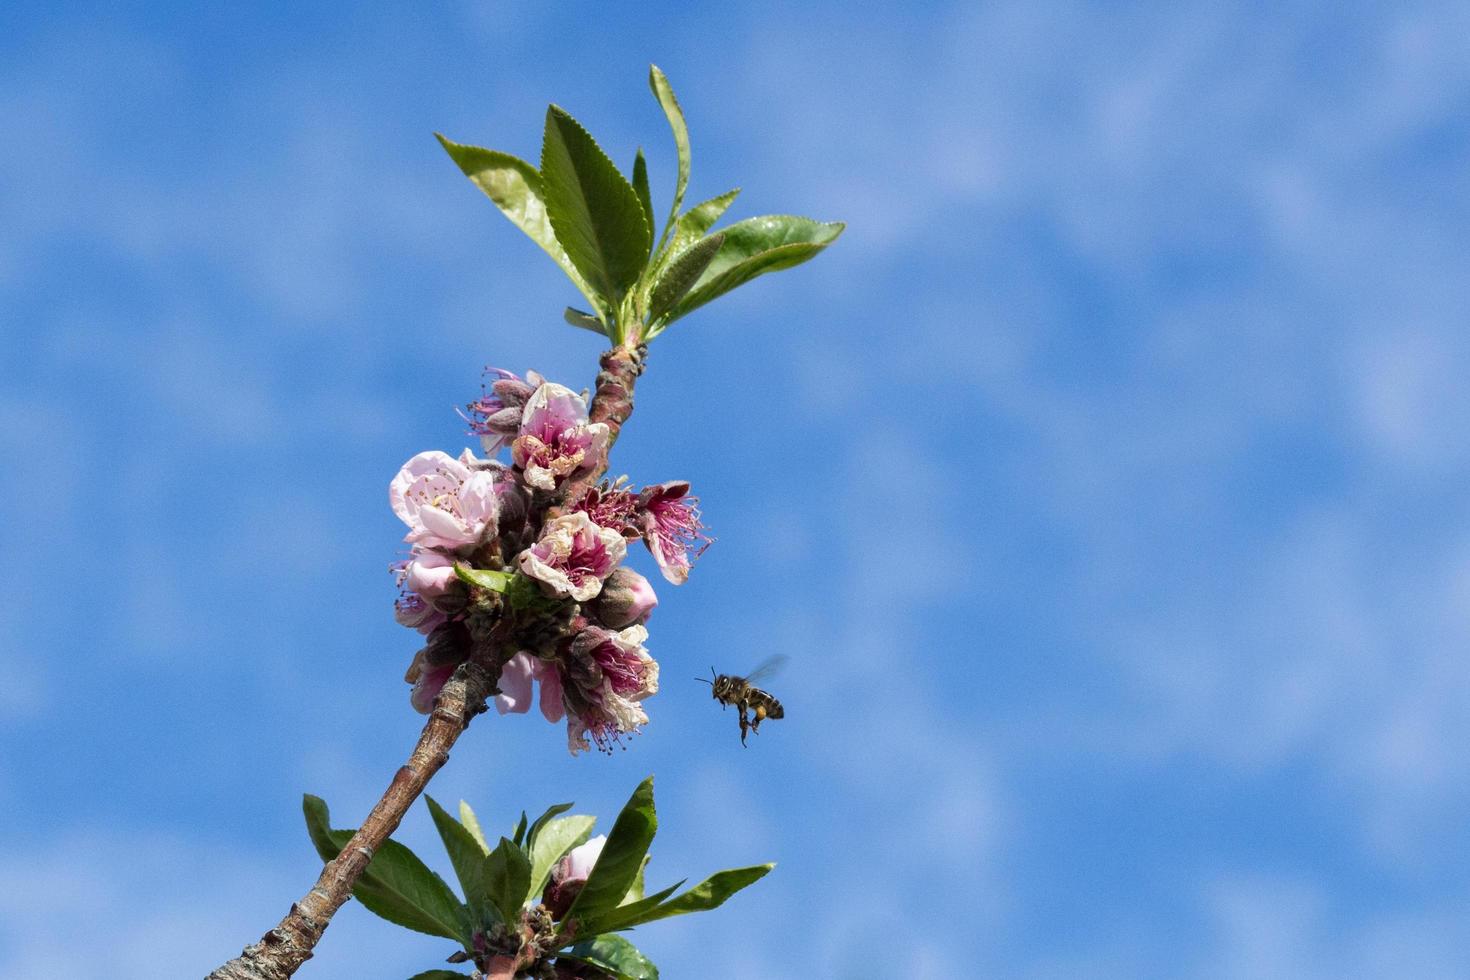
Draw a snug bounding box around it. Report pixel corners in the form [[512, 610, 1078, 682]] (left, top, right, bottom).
[[741, 654, 788, 684]]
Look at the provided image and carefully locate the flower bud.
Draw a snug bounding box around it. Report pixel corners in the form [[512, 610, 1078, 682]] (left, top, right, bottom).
[[591, 568, 657, 628], [542, 835, 605, 918]]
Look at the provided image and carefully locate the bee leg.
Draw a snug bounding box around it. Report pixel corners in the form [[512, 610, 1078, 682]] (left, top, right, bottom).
[[738, 705, 750, 746], [750, 704, 767, 735]]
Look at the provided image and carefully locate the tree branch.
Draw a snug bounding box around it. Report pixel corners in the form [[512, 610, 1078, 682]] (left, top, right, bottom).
[[206, 658, 496, 980], [206, 345, 644, 979]]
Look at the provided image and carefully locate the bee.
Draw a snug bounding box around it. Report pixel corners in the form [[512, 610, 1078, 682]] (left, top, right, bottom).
[[698, 655, 787, 746]]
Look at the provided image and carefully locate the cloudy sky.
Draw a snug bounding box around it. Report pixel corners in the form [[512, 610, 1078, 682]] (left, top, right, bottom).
[[4, 1, 1470, 977]]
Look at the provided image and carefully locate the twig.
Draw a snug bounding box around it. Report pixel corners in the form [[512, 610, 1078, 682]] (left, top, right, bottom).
[[205, 344, 644, 980]]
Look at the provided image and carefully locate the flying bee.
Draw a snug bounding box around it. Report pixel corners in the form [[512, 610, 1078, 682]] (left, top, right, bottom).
[[698, 655, 787, 746]]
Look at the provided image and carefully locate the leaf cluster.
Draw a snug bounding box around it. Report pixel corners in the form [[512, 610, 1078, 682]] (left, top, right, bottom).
[[304, 776, 771, 979], [438, 66, 843, 345]]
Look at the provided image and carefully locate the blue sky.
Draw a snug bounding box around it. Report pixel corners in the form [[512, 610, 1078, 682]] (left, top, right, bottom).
[[4, 1, 1470, 977]]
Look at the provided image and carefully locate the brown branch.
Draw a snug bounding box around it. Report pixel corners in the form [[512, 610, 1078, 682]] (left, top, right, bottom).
[[206, 345, 645, 979], [558, 343, 646, 507], [205, 658, 497, 980]]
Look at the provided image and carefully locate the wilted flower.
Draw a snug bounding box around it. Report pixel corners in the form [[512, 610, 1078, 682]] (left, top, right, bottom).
[[591, 567, 657, 628], [404, 621, 471, 713], [518, 512, 627, 602], [563, 624, 659, 754], [575, 483, 641, 538], [390, 450, 500, 551], [542, 834, 606, 918], [464, 368, 540, 456], [512, 383, 610, 492], [638, 481, 711, 585], [495, 651, 565, 722]]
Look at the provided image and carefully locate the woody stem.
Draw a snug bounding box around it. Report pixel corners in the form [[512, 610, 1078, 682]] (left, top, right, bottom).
[[204, 345, 643, 980]]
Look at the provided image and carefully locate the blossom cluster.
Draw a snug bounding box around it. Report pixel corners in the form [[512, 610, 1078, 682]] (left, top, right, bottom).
[[390, 368, 709, 753]]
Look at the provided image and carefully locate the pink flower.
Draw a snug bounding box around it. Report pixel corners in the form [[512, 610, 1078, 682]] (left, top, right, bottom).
[[464, 368, 540, 456], [495, 652, 566, 723], [517, 512, 627, 602], [591, 567, 658, 628], [400, 548, 456, 600], [562, 624, 659, 754], [638, 481, 711, 585], [389, 450, 499, 551], [511, 383, 610, 492], [393, 591, 447, 635], [542, 834, 606, 918], [575, 483, 641, 538]]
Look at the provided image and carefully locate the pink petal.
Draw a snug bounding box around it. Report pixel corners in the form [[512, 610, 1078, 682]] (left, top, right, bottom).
[[495, 653, 535, 715], [537, 662, 566, 723], [410, 662, 455, 714]]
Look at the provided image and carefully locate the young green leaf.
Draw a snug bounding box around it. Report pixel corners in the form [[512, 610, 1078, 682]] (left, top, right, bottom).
[[526, 802, 576, 851], [645, 188, 738, 287], [435, 134, 604, 319], [528, 813, 596, 898], [563, 307, 607, 334], [648, 65, 690, 254], [634, 865, 774, 925], [564, 777, 657, 925], [512, 810, 529, 848], [661, 188, 739, 261], [453, 565, 513, 592], [646, 233, 724, 327], [459, 801, 490, 855], [561, 934, 659, 980], [663, 216, 845, 328], [425, 796, 489, 913], [631, 149, 655, 248], [622, 855, 650, 905], [302, 795, 469, 942], [575, 879, 684, 936], [540, 106, 651, 318], [483, 837, 534, 925]]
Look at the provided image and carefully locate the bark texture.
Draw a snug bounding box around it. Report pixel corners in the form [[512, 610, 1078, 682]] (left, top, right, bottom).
[[205, 345, 643, 980], [206, 659, 495, 980]]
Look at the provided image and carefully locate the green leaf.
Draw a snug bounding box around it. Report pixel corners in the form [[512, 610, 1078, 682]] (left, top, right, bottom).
[[637, 865, 774, 925], [576, 880, 684, 935], [565, 777, 657, 925], [678, 188, 740, 239], [512, 810, 529, 848], [435, 134, 603, 318], [459, 801, 490, 855], [426, 796, 488, 912], [645, 188, 737, 290], [540, 105, 651, 318], [563, 307, 607, 335], [648, 65, 690, 254], [646, 233, 724, 326], [302, 795, 468, 942], [407, 972, 469, 980], [484, 836, 534, 926], [662, 216, 844, 328], [529, 813, 596, 899], [622, 855, 650, 905], [631, 149, 655, 248], [454, 565, 513, 592], [561, 934, 659, 980], [527, 802, 576, 851]]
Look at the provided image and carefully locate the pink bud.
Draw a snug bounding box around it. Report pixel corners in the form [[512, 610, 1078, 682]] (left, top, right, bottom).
[[542, 834, 606, 919], [592, 568, 658, 628]]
